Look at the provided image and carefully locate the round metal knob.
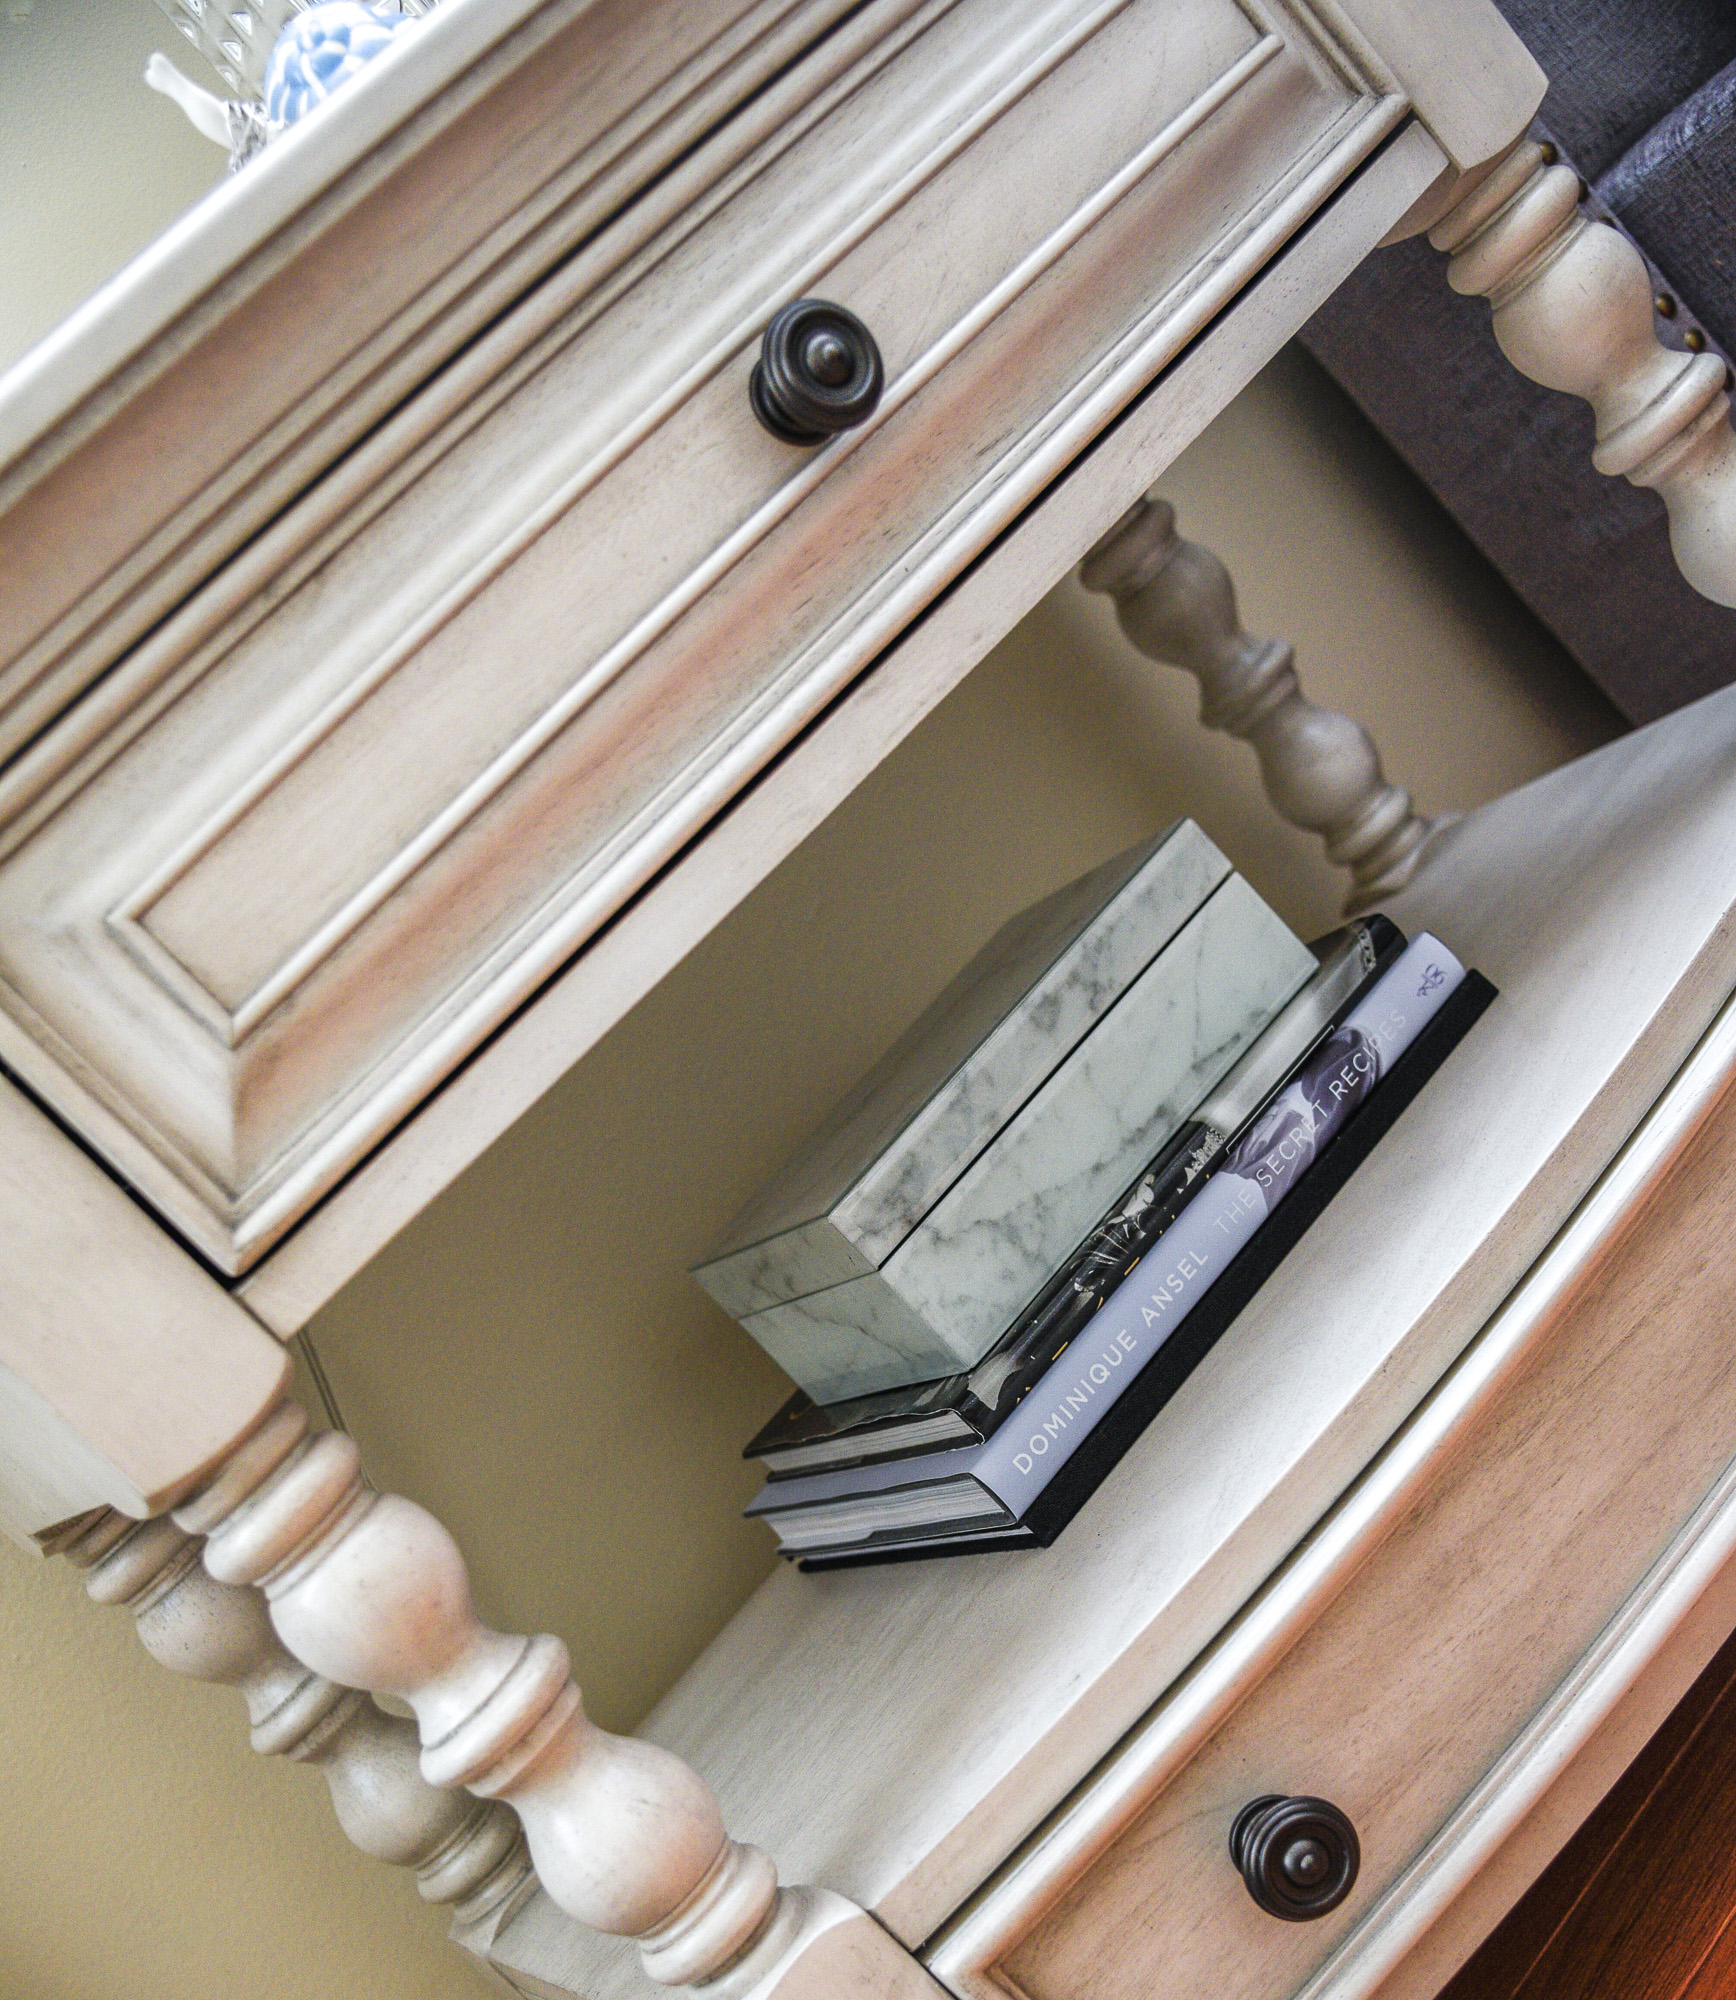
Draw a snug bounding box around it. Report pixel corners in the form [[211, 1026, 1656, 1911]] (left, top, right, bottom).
[[1229, 1795, 1359, 1921], [749, 298, 884, 445]]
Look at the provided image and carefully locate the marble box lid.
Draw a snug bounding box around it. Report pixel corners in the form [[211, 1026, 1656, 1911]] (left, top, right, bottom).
[[693, 821, 1232, 1319]]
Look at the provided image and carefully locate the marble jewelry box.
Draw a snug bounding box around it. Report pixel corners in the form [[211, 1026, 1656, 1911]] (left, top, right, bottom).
[[694, 825, 1315, 1403]]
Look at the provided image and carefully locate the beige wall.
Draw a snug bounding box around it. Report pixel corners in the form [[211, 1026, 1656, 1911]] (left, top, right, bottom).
[[0, 346, 1622, 1998]]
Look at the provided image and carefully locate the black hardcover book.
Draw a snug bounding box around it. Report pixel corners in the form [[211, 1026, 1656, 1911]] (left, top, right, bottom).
[[745, 918, 1404, 1480], [795, 965, 1496, 1570]]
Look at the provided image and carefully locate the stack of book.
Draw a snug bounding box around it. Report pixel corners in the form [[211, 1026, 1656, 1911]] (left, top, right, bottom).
[[694, 823, 1492, 1568]]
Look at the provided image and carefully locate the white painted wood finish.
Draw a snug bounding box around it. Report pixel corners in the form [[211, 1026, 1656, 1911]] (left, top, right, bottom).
[[0, 0, 1416, 1275], [1079, 494, 1442, 912], [51, 1505, 535, 1927], [1433, 139, 1736, 608], [0, 1068, 288, 1538], [1318, 0, 1541, 171], [164, 1397, 941, 1998], [480, 683, 1736, 1999]]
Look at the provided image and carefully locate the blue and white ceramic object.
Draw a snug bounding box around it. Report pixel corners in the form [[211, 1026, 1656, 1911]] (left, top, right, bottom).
[[261, 2, 414, 130]]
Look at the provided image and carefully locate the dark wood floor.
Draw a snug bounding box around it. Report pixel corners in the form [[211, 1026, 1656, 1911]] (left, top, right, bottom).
[[1444, 1618, 1736, 1999]]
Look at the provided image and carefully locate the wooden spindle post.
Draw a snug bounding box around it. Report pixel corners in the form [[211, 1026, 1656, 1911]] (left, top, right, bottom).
[[1431, 139, 1736, 608], [1080, 495, 1442, 913], [52, 1505, 534, 1925], [170, 1400, 941, 1998]]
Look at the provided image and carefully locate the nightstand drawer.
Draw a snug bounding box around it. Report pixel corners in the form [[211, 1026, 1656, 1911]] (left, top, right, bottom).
[[0, 0, 1403, 1271], [986, 1043, 1736, 2000]]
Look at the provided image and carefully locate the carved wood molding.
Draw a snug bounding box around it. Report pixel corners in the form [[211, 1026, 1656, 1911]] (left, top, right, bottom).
[[1432, 139, 1736, 609], [0, 0, 877, 767], [50, 1503, 535, 1924], [1080, 493, 1442, 913]]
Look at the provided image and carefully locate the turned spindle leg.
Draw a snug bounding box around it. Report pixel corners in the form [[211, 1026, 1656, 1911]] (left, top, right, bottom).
[[1431, 139, 1736, 608], [170, 1401, 939, 1999], [1080, 495, 1442, 913], [50, 1505, 533, 1926]]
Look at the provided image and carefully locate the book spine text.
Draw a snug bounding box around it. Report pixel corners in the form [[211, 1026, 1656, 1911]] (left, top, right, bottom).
[[973, 934, 1467, 1513]]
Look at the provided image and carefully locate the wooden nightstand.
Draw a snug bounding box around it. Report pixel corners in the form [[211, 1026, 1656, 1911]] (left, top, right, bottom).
[[7, 5, 1736, 1997]]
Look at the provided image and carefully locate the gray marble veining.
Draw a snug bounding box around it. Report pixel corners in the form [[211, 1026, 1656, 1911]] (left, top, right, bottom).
[[739, 877, 1314, 1400], [737, 1280, 949, 1407], [694, 823, 1231, 1318]]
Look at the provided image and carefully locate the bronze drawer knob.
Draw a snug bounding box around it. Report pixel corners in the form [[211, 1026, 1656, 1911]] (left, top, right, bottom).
[[1230, 1794, 1360, 1920], [750, 298, 884, 444]]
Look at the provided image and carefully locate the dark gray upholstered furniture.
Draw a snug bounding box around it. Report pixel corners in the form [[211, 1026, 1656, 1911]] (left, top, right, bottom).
[[1303, 1, 1736, 723]]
